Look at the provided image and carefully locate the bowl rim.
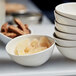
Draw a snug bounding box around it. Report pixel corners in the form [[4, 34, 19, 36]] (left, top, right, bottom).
[[6, 34, 55, 57], [55, 20, 76, 27], [54, 10, 76, 21], [53, 33, 76, 41], [55, 2, 76, 19], [56, 43, 76, 48], [55, 27, 76, 35]]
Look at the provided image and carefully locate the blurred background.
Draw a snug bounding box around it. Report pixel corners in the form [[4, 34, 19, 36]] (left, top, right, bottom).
[[32, 0, 76, 23], [5, 0, 76, 25]]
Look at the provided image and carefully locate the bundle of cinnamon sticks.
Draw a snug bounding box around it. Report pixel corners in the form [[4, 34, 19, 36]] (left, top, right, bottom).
[[1, 18, 31, 38]]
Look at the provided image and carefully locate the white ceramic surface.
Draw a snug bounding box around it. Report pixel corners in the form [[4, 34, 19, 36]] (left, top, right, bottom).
[[55, 2, 76, 20], [56, 44, 76, 60], [54, 11, 76, 26], [54, 33, 76, 47], [55, 21, 76, 34], [6, 34, 55, 66], [0, 33, 12, 44], [55, 28, 76, 40]]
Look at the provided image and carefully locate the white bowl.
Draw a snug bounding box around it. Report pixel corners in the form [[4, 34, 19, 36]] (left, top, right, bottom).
[[0, 33, 12, 44], [6, 34, 55, 66], [54, 33, 76, 47], [56, 43, 76, 60], [55, 2, 76, 20], [55, 21, 76, 34], [55, 27, 76, 40], [54, 11, 76, 26], [0, 28, 32, 44]]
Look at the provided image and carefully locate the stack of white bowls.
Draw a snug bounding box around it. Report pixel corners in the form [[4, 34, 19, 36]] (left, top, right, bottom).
[[54, 2, 76, 60]]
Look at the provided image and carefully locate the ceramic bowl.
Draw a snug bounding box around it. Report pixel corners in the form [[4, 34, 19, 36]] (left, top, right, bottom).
[[54, 33, 76, 47], [0, 27, 32, 44], [6, 34, 55, 66], [56, 43, 76, 60], [55, 2, 76, 20], [55, 27, 76, 40], [54, 11, 76, 26]]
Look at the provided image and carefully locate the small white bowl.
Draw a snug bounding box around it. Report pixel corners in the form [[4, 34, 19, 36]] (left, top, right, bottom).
[[6, 34, 55, 66], [55, 21, 76, 34], [0, 29, 32, 44], [55, 2, 76, 20], [54, 33, 76, 47], [55, 27, 76, 40], [56, 43, 76, 60], [0, 33, 12, 44], [54, 11, 76, 26]]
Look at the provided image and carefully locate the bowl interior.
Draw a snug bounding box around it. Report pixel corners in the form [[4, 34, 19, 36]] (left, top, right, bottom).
[[6, 35, 55, 55], [56, 3, 76, 16]]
